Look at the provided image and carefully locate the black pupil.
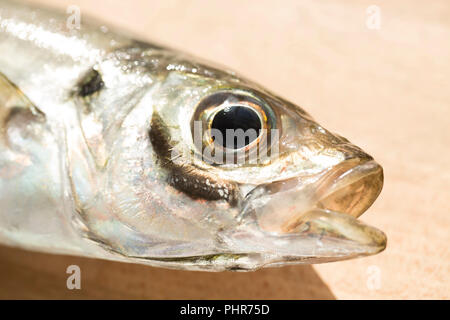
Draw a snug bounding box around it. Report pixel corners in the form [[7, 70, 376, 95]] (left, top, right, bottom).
[[211, 106, 262, 149]]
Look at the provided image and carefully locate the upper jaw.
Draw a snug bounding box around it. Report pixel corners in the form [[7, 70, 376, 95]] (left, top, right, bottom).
[[315, 159, 384, 217]]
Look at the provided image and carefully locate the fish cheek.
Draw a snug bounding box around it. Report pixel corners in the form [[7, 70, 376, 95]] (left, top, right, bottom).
[[149, 113, 240, 206]]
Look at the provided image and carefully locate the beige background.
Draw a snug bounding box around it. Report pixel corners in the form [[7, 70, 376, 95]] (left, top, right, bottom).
[[0, 0, 448, 299]]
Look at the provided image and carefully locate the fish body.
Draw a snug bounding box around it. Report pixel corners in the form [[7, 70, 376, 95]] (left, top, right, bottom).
[[0, 0, 386, 271]]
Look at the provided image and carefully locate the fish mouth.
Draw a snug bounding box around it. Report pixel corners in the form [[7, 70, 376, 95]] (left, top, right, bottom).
[[217, 158, 387, 269], [242, 158, 384, 233], [315, 159, 384, 218]]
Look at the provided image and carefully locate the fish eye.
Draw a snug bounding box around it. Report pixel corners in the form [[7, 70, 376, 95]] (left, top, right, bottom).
[[211, 105, 262, 149], [191, 90, 277, 164]]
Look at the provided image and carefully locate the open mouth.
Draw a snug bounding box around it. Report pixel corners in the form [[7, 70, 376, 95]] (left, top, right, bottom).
[[239, 158, 384, 234], [217, 158, 387, 269]]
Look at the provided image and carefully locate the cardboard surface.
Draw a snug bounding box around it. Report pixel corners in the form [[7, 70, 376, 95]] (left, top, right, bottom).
[[0, 0, 448, 299]]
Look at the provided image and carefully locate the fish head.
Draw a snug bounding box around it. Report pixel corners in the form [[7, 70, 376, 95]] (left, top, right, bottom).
[[74, 50, 386, 270]]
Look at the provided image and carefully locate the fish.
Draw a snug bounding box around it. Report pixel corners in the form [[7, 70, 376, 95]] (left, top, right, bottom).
[[0, 0, 386, 271]]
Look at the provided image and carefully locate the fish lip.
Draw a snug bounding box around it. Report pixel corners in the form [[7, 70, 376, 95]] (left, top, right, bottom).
[[315, 158, 384, 218]]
